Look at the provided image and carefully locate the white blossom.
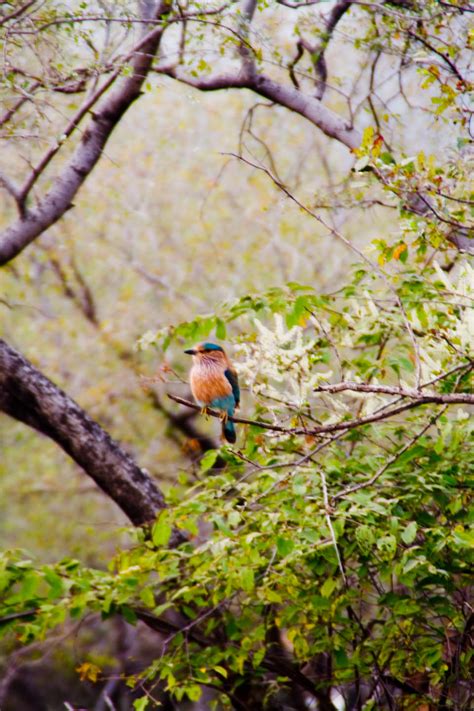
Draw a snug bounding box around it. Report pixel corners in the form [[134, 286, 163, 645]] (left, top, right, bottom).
[[235, 315, 331, 407]]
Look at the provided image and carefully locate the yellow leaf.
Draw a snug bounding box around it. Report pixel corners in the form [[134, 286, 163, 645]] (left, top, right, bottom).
[[393, 243, 407, 260], [371, 134, 383, 158], [361, 125, 375, 149], [76, 662, 101, 683]]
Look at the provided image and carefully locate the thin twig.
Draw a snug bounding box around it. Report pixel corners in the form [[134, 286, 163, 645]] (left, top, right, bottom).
[[320, 467, 348, 585]]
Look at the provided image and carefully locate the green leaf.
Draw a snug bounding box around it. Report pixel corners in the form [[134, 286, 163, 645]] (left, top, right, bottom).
[[240, 568, 254, 592], [276, 537, 294, 557], [377, 534, 397, 559], [214, 665, 228, 678], [215, 318, 226, 340], [43, 569, 64, 598], [301, 528, 320, 543], [120, 605, 137, 625], [186, 684, 202, 702], [320, 577, 337, 598], [200, 449, 219, 473], [401, 522, 417, 545], [392, 598, 421, 616], [452, 529, 474, 549], [264, 589, 282, 603], [380, 151, 395, 165], [228, 510, 240, 527], [355, 524, 375, 553], [140, 587, 155, 608], [152, 511, 172, 547], [153, 602, 172, 617], [390, 444, 425, 468], [133, 698, 149, 711]]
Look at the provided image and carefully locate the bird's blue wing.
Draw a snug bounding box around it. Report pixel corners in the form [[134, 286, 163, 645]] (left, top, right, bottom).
[[224, 367, 240, 409]]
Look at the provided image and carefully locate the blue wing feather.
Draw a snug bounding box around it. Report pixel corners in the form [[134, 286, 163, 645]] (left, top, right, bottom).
[[224, 367, 240, 409]]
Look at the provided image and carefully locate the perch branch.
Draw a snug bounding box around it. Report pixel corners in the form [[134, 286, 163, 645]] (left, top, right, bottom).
[[167, 392, 468, 438]]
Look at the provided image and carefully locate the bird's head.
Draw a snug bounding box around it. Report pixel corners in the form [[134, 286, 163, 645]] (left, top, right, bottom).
[[184, 342, 227, 364]]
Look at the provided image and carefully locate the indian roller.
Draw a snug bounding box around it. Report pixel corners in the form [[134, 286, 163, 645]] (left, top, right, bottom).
[[184, 342, 240, 444]]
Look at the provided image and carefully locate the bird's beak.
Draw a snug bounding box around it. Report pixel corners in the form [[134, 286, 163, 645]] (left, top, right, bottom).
[[184, 348, 196, 355]]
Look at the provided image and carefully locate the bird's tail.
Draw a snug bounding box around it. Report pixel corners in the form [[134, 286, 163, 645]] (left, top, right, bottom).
[[222, 418, 236, 444]]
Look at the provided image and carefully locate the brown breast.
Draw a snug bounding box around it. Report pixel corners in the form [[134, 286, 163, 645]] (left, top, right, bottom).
[[190, 367, 231, 405]]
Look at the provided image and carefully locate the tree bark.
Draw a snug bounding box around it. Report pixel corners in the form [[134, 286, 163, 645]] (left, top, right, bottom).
[[0, 338, 168, 528]]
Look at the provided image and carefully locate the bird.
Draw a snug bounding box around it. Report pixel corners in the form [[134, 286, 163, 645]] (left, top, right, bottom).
[[184, 342, 240, 444]]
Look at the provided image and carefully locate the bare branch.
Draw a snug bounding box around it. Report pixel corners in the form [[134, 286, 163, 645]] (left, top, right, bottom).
[[157, 28, 471, 255], [315, 379, 474, 405], [0, 0, 36, 27], [297, 1, 352, 100], [238, 0, 258, 79], [155, 66, 361, 148], [0, 170, 22, 208], [288, 41, 304, 89], [276, 0, 328, 7], [320, 467, 347, 585], [155, 66, 249, 90], [168, 393, 303, 434], [7, 4, 235, 35], [0, 84, 40, 127], [16, 68, 121, 207], [167, 393, 461, 438], [0, 1, 171, 265], [437, 1, 474, 11]]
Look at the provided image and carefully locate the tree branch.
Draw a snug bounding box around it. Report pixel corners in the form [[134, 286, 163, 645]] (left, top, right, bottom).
[[276, 0, 328, 7], [0, 338, 173, 530], [167, 393, 453, 437], [0, 171, 23, 208], [0, 1, 171, 265], [406, 29, 467, 84], [155, 66, 360, 149], [154, 4, 473, 255], [297, 1, 352, 100], [0, 0, 36, 27], [238, 0, 258, 80], [0, 85, 40, 128], [315, 380, 474, 405]]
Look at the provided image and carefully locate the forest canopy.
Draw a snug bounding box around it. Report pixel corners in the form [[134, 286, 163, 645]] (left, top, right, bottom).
[[0, 1, 473, 710]]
